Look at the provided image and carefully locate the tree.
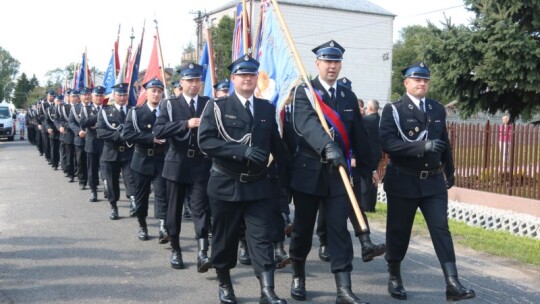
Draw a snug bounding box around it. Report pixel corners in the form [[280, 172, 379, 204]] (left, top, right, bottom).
[[12, 73, 35, 108], [0, 46, 20, 102], [424, 0, 540, 121], [211, 15, 234, 80]]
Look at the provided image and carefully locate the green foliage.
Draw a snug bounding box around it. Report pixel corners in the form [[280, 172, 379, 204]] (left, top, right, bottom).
[[0, 46, 20, 102], [12, 73, 35, 109], [45, 64, 77, 89], [211, 15, 234, 81], [424, 0, 540, 121]]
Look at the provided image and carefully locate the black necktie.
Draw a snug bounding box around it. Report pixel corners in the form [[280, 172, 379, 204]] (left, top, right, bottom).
[[119, 106, 126, 122], [329, 87, 336, 108], [189, 99, 196, 117], [419, 100, 425, 113], [245, 100, 253, 123], [285, 105, 291, 122]]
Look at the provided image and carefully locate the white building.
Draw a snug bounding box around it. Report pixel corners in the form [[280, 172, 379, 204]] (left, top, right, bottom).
[[203, 0, 395, 105]]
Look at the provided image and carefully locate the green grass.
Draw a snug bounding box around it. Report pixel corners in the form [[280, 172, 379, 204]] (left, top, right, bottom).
[[366, 203, 540, 266]]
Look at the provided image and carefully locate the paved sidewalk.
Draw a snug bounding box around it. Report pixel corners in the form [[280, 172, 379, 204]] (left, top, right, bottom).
[[1, 139, 539, 303]]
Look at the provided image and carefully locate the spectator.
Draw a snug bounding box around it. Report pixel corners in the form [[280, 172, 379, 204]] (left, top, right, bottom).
[[17, 111, 26, 140]]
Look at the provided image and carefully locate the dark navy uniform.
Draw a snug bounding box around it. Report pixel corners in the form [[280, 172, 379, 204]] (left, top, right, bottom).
[[37, 93, 53, 161], [287, 40, 371, 304], [123, 78, 168, 242], [96, 83, 135, 219], [380, 62, 474, 301], [59, 95, 76, 182], [198, 56, 288, 304], [69, 100, 88, 189], [44, 98, 61, 169], [80, 86, 106, 202], [153, 64, 212, 272]]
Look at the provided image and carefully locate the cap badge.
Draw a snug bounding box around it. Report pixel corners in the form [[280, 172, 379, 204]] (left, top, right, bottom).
[[343, 78, 347, 83], [420, 62, 425, 67], [330, 41, 335, 47], [189, 63, 194, 69], [244, 55, 249, 61]]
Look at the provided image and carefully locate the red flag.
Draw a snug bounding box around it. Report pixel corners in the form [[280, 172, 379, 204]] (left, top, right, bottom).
[[137, 34, 162, 106]]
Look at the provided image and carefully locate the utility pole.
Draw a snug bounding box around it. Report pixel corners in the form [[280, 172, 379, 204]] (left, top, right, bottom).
[[189, 10, 206, 61]]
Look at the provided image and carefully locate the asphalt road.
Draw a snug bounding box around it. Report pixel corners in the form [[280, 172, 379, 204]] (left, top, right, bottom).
[[1, 138, 539, 304]]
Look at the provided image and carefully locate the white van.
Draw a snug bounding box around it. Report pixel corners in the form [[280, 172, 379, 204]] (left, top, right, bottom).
[[0, 102, 17, 141]]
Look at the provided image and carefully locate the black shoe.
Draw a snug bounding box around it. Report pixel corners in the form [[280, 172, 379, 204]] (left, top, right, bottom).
[[318, 245, 330, 262], [238, 240, 251, 265], [79, 185, 86, 190], [158, 219, 169, 244], [358, 234, 386, 262], [217, 270, 237, 304], [53, 166, 58, 170], [291, 260, 306, 301], [335, 272, 368, 304], [68, 177, 75, 183], [443, 262, 476, 302], [197, 238, 212, 273], [259, 271, 287, 304], [138, 227, 149, 241], [109, 207, 119, 220], [129, 196, 136, 217], [274, 242, 291, 269], [89, 191, 98, 202], [170, 250, 184, 269], [387, 262, 407, 300]]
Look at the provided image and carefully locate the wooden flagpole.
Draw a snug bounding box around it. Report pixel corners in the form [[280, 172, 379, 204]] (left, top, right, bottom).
[[242, 0, 249, 55], [269, 0, 367, 232]]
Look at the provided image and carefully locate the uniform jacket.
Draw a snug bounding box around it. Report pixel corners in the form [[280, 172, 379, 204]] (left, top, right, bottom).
[[44, 104, 60, 139], [68, 102, 87, 147], [96, 104, 133, 162], [154, 95, 211, 183], [198, 93, 289, 201], [80, 104, 104, 154], [289, 79, 375, 197], [379, 94, 454, 198], [37, 102, 51, 134], [123, 103, 167, 176], [58, 103, 75, 144], [363, 112, 382, 167]]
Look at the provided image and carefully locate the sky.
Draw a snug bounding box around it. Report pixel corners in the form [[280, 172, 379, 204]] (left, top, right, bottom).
[[0, 0, 473, 86]]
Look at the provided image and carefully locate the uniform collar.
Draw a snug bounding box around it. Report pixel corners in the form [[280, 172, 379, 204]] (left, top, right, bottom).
[[406, 92, 425, 111], [317, 76, 337, 95]]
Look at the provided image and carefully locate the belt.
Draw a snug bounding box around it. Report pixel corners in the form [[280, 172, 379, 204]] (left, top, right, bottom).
[[212, 163, 267, 183], [392, 164, 442, 179], [118, 145, 129, 152], [135, 146, 166, 156], [172, 146, 205, 158]]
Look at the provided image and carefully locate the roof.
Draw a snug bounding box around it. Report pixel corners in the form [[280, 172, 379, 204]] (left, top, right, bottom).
[[209, 0, 395, 17]]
